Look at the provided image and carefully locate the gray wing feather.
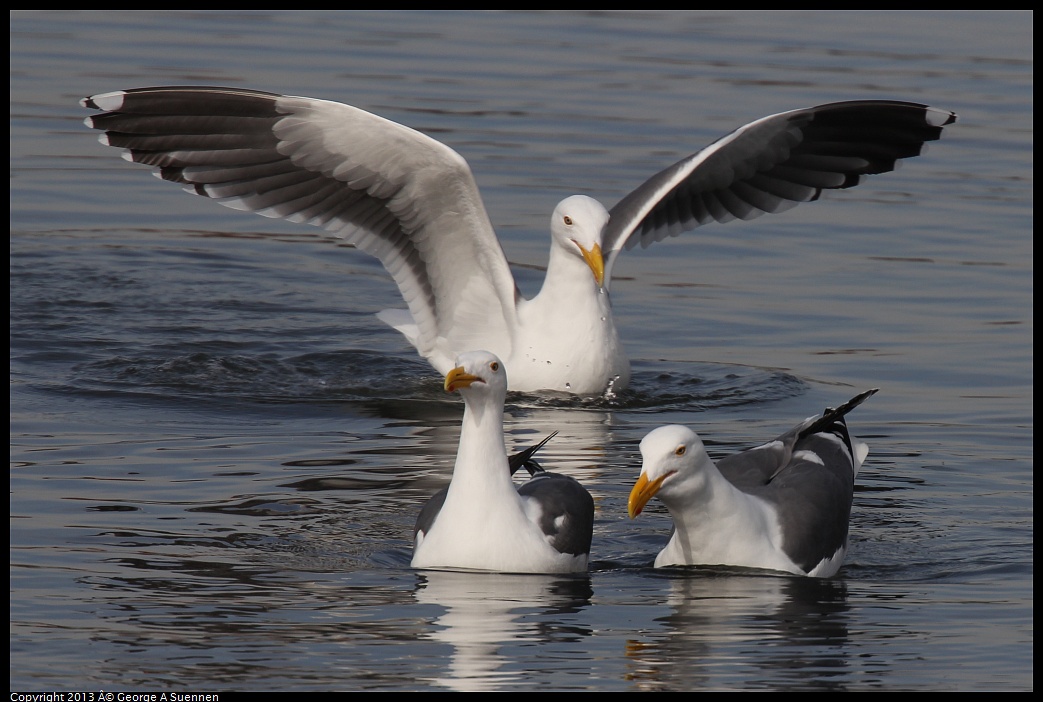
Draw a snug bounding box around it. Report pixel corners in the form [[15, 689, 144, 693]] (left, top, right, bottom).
[[602, 101, 957, 287], [518, 473, 594, 557], [82, 86, 521, 368], [718, 389, 877, 573]]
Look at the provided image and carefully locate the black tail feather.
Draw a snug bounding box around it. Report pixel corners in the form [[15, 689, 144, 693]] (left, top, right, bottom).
[[799, 388, 878, 443], [508, 431, 559, 476]]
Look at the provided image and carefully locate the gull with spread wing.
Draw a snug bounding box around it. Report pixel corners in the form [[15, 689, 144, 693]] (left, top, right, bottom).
[[82, 87, 956, 394]]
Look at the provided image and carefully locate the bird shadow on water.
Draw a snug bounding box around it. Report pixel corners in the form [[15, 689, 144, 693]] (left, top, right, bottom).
[[64, 348, 807, 416]]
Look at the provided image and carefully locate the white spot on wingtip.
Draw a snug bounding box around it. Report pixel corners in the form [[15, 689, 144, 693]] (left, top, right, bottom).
[[853, 440, 870, 469], [926, 108, 957, 127], [85, 91, 127, 111], [792, 449, 825, 466]]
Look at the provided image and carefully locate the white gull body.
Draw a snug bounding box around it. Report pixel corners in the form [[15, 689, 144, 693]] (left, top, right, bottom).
[[411, 351, 594, 573], [81, 87, 956, 394], [629, 389, 877, 577]]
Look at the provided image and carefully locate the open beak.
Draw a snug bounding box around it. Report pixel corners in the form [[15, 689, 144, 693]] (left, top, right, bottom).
[[444, 366, 481, 393], [578, 242, 605, 289], [628, 471, 671, 519]]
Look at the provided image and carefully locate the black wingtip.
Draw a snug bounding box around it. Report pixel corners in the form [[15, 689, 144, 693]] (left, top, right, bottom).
[[799, 388, 879, 441], [508, 431, 559, 476], [828, 388, 880, 417]]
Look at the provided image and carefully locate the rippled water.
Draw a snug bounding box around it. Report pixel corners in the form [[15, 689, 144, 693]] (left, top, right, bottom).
[[11, 10, 1032, 691]]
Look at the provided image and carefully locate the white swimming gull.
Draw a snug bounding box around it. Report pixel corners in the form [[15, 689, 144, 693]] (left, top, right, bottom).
[[80, 87, 956, 394], [628, 389, 877, 577], [411, 350, 594, 573]]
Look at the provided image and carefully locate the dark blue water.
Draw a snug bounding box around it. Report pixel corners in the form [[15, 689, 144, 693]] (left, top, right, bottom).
[[10, 10, 1032, 691]]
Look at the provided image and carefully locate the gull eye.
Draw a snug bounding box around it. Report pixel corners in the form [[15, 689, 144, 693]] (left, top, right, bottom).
[[675, 445, 686, 456], [490, 361, 499, 372], [563, 215, 573, 226]]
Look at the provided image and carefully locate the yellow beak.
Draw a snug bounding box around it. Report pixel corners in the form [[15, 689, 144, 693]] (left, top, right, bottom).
[[444, 366, 480, 393], [579, 242, 605, 288], [628, 471, 671, 519]]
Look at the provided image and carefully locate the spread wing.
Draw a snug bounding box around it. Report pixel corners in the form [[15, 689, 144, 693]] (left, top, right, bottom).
[[82, 86, 522, 371], [602, 101, 957, 287]]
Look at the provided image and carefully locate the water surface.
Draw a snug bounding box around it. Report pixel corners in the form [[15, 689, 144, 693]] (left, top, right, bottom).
[[10, 10, 1032, 691]]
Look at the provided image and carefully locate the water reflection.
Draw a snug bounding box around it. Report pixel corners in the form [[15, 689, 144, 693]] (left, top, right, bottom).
[[414, 570, 593, 691], [625, 572, 852, 690], [10, 6, 1031, 692]]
